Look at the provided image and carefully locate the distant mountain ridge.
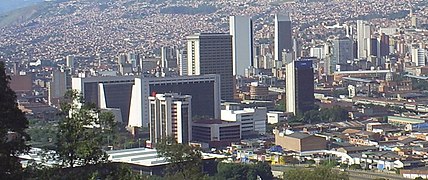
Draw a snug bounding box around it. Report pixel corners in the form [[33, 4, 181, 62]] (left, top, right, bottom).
[[0, 0, 45, 14]]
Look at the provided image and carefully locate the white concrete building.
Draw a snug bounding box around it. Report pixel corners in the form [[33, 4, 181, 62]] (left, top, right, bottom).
[[412, 48, 426, 67], [221, 106, 267, 137], [267, 111, 290, 124], [357, 20, 371, 59]]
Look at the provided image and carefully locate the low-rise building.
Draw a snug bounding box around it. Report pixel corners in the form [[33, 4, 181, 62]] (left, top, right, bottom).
[[192, 120, 241, 148], [388, 116, 426, 125], [267, 111, 291, 124], [221, 106, 267, 138], [273, 130, 327, 152]]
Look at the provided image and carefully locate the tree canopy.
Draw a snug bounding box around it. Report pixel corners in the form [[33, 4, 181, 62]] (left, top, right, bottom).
[[0, 61, 30, 179], [156, 137, 204, 179], [283, 166, 349, 180], [216, 162, 274, 180], [56, 90, 117, 168], [288, 106, 349, 124]]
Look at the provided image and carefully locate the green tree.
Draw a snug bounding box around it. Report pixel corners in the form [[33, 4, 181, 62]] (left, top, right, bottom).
[[56, 90, 117, 168], [156, 137, 204, 179], [349, 164, 362, 170], [216, 162, 273, 180], [217, 163, 250, 180], [252, 162, 274, 180], [0, 61, 30, 179], [283, 166, 349, 180]]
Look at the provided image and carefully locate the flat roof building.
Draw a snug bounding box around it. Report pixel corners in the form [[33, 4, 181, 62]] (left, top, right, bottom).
[[274, 130, 327, 152], [192, 119, 241, 148], [129, 75, 221, 127]]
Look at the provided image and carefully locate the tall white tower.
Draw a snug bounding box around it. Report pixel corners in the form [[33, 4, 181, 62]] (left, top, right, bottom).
[[412, 48, 426, 67], [357, 20, 371, 59], [230, 16, 253, 76]]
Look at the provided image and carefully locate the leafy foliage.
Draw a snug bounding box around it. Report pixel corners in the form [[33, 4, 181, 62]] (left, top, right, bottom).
[[0, 61, 30, 179], [288, 106, 349, 124], [216, 162, 273, 180], [156, 137, 204, 179], [24, 162, 145, 180], [56, 90, 117, 168], [283, 166, 349, 180]]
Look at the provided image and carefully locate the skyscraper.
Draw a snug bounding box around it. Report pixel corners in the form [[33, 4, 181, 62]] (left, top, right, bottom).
[[187, 33, 234, 101], [412, 48, 426, 67], [66, 55, 74, 73], [48, 70, 67, 107], [229, 16, 253, 76], [148, 93, 192, 146], [286, 58, 315, 115], [329, 38, 354, 73], [275, 14, 293, 62], [379, 33, 390, 57], [357, 20, 371, 59], [177, 49, 188, 76]]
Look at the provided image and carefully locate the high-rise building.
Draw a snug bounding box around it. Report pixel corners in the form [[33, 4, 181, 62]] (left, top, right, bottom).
[[187, 33, 234, 101], [330, 38, 354, 73], [286, 58, 315, 115], [48, 70, 68, 107], [412, 48, 426, 67], [148, 93, 192, 146], [357, 20, 371, 59], [379, 33, 390, 57], [66, 55, 75, 72], [229, 16, 253, 76], [129, 75, 221, 127], [275, 14, 293, 62], [177, 49, 188, 76]]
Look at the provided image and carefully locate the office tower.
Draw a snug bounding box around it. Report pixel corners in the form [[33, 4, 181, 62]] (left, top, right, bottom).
[[330, 38, 354, 73], [229, 16, 253, 76], [127, 52, 138, 69], [66, 55, 74, 72], [412, 48, 426, 67], [411, 16, 418, 28], [186, 33, 234, 101], [161, 47, 168, 70], [72, 76, 135, 125], [379, 33, 390, 57], [12, 62, 19, 75], [286, 58, 315, 115], [275, 14, 292, 62], [148, 93, 192, 146], [48, 70, 67, 107], [177, 49, 188, 76], [129, 75, 221, 127], [357, 20, 371, 59]]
